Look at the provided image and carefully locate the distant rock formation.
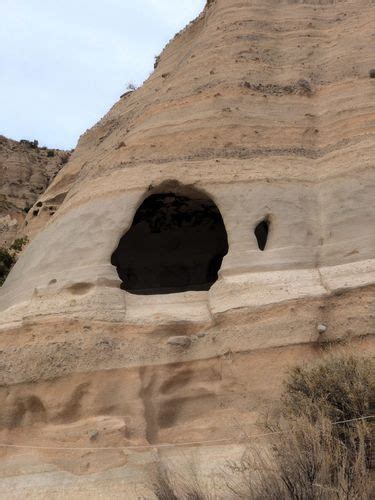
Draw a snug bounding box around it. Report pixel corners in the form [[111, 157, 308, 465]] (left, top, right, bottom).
[[0, 135, 70, 247]]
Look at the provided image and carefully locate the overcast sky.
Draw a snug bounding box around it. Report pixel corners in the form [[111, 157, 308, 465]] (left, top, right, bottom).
[[0, 0, 205, 150]]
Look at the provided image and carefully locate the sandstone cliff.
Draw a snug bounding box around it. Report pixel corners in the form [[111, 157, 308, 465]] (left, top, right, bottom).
[[0, 0, 373, 497], [0, 135, 70, 247]]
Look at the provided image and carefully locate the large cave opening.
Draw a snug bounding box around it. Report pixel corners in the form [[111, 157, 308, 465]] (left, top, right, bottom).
[[111, 191, 229, 295]]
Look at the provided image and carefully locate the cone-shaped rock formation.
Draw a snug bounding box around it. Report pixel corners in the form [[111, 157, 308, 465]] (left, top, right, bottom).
[[0, 0, 374, 493], [1, 0, 373, 326]]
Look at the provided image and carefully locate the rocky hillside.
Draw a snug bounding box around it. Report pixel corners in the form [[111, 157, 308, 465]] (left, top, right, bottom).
[[0, 135, 70, 246]]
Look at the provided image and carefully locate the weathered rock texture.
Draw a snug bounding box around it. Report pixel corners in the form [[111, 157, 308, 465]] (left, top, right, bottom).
[[0, 0, 374, 497], [0, 136, 70, 247]]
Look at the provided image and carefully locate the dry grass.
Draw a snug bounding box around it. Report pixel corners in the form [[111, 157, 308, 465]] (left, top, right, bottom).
[[151, 460, 220, 500], [227, 414, 370, 499], [150, 353, 374, 499], [283, 352, 374, 471], [283, 352, 374, 424], [226, 352, 374, 499], [152, 464, 178, 500]]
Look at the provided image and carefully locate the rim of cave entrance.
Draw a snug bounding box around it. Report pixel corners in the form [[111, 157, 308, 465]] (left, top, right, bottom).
[[111, 184, 229, 295]]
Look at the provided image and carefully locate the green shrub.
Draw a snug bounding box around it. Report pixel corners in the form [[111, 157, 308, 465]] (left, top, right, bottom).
[[227, 414, 370, 499], [150, 353, 373, 499], [227, 353, 374, 499], [283, 352, 374, 469], [0, 247, 15, 285], [0, 236, 29, 286], [10, 236, 28, 252], [283, 353, 374, 424]]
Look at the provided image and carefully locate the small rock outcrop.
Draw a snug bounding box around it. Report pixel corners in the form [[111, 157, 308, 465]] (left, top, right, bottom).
[[167, 336, 192, 347]]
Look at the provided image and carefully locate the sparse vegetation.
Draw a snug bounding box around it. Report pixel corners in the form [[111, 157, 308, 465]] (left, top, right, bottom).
[[152, 465, 179, 500], [0, 247, 15, 286], [154, 54, 161, 69], [0, 236, 29, 285], [20, 139, 39, 148], [150, 353, 374, 499], [283, 353, 373, 430], [10, 236, 29, 252], [227, 413, 370, 499], [228, 352, 374, 499], [120, 83, 137, 99], [152, 462, 218, 500]]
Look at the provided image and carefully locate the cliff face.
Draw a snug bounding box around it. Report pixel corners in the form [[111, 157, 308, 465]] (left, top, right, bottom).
[[39, 0, 374, 196], [0, 136, 70, 247], [2, 0, 374, 323], [0, 0, 373, 496]]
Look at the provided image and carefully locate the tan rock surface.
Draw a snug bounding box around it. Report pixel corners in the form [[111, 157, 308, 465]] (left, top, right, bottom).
[[0, 136, 70, 247], [0, 0, 374, 497]]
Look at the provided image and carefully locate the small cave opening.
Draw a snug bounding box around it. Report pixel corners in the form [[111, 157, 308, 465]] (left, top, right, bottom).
[[111, 191, 229, 295], [254, 218, 270, 251]]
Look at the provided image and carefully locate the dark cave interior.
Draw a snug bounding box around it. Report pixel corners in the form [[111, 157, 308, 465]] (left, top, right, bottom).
[[111, 192, 229, 295]]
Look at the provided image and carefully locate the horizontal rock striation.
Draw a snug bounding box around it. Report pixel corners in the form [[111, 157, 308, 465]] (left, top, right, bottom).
[[1, 0, 374, 326], [0, 0, 374, 493]]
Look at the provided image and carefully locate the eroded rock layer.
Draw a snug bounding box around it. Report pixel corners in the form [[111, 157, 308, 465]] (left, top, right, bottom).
[[0, 136, 70, 246], [0, 0, 374, 496]]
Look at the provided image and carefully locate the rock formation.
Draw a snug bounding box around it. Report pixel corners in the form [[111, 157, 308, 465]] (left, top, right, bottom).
[[0, 0, 374, 496], [0, 136, 70, 247]]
